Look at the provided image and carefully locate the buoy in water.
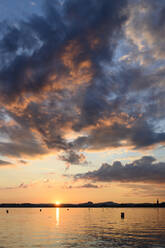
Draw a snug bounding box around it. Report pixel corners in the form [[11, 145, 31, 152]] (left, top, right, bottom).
[[6, 210, 9, 214], [40, 209, 42, 212], [121, 212, 125, 218]]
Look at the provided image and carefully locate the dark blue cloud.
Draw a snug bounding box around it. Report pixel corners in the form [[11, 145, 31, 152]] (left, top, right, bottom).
[[74, 156, 165, 184]]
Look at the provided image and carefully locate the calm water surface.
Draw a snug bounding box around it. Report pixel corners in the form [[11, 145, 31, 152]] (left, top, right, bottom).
[[0, 208, 165, 248]]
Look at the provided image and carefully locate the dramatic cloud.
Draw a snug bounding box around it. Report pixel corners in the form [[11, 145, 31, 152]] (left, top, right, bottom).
[[59, 150, 88, 166], [74, 156, 165, 184], [0, 141, 47, 158], [126, 0, 165, 63], [0, 0, 129, 161], [72, 119, 165, 150], [0, 0, 165, 165], [0, 0, 127, 101]]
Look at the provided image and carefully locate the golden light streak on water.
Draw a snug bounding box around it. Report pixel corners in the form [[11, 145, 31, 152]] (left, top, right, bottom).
[[56, 207, 60, 226]]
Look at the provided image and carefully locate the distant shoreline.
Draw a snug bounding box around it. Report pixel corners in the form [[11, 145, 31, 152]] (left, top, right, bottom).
[[0, 202, 165, 208]]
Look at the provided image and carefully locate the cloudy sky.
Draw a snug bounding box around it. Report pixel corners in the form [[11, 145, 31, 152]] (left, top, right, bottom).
[[0, 0, 165, 203]]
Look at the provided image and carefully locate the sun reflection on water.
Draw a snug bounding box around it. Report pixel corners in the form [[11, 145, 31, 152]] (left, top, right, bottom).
[[56, 207, 60, 226]]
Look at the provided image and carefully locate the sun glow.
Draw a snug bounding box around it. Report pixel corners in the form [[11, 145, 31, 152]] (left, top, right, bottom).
[[55, 201, 60, 206]]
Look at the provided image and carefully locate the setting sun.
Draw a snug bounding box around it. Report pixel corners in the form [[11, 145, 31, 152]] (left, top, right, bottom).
[[55, 201, 60, 206]]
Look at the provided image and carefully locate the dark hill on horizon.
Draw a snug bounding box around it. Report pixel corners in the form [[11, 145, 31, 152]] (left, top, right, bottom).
[[0, 201, 165, 208]]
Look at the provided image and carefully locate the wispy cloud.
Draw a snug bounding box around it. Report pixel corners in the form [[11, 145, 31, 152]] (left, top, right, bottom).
[[0, 183, 28, 190], [63, 183, 101, 189], [0, 159, 13, 166], [121, 183, 165, 198]]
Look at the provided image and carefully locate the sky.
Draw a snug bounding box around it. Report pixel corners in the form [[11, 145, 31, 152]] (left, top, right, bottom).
[[0, 0, 165, 204]]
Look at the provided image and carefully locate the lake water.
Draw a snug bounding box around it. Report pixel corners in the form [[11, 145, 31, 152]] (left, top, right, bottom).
[[0, 208, 165, 247]]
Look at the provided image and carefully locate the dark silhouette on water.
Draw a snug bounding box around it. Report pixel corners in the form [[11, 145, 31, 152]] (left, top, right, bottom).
[[121, 212, 125, 218]]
